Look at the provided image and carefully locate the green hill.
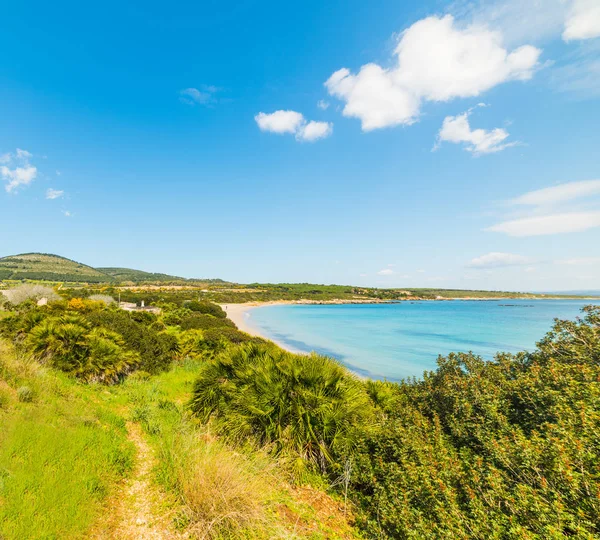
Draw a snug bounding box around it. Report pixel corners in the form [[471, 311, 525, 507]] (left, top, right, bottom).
[[97, 267, 187, 283], [0, 253, 112, 283]]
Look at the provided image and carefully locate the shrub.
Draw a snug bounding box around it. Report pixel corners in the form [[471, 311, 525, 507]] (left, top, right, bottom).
[[26, 314, 139, 383], [190, 343, 372, 473], [349, 306, 600, 539], [184, 301, 226, 319], [3, 285, 60, 306], [86, 310, 176, 373], [179, 313, 235, 331], [202, 327, 256, 346], [16, 386, 33, 403], [162, 307, 192, 327], [0, 386, 10, 409]]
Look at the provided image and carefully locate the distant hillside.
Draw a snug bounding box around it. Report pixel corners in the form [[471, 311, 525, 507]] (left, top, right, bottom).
[[97, 267, 187, 283], [0, 253, 112, 283], [0, 253, 224, 285]]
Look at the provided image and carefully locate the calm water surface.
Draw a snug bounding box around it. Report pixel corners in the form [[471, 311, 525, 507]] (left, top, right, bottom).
[[247, 300, 599, 380]]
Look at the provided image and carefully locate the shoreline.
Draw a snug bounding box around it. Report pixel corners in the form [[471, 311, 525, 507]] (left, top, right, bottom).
[[220, 301, 305, 354], [221, 296, 599, 354]]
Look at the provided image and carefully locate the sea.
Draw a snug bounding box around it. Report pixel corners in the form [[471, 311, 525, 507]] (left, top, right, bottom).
[[246, 299, 599, 380]]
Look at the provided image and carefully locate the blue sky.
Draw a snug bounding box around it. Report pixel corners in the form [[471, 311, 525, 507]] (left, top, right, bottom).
[[1, 0, 599, 291]]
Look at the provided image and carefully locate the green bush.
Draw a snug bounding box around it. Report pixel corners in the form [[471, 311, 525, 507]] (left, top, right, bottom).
[[16, 386, 33, 403], [349, 306, 600, 539], [184, 301, 226, 318], [86, 310, 176, 373], [190, 343, 372, 473], [202, 326, 256, 345], [179, 313, 235, 331], [26, 314, 139, 383]]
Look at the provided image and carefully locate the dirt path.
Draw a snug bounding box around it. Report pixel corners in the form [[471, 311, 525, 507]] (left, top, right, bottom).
[[91, 422, 186, 539]]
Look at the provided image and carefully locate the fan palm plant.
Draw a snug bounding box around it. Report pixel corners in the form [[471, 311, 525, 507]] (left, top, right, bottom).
[[26, 314, 139, 383], [190, 343, 372, 473]]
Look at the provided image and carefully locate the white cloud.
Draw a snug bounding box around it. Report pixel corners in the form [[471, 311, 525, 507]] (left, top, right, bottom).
[[255, 110, 305, 134], [552, 54, 600, 97], [46, 188, 64, 200], [326, 65, 420, 130], [325, 15, 541, 131], [1, 149, 37, 193], [467, 252, 533, 268], [63, 210, 72, 217], [435, 107, 516, 154], [179, 85, 220, 106], [487, 178, 600, 237], [15, 148, 32, 159], [512, 179, 600, 206], [563, 0, 600, 41], [317, 100, 330, 110], [296, 121, 333, 142], [556, 257, 600, 265], [255, 110, 333, 142], [377, 268, 395, 275], [460, 0, 568, 46], [486, 212, 600, 236]]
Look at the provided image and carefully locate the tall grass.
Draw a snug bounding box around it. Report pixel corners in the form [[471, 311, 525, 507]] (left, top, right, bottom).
[[0, 340, 134, 539]]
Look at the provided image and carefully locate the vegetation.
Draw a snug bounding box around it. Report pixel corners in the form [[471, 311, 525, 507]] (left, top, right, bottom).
[[349, 306, 600, 538], [190, 344, 372, 476], [3, 252, 596, 302], [96, 266, 184, 282], [0, 293, 356, 538], [0, 253, 112, 283], [1, 277, 598, 539], [0, 340, 134, 539]]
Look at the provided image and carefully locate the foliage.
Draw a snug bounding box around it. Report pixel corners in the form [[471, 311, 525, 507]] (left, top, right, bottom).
[[161, 306, 193, 326], [86, 309, 176, 374], [26, 313, 140, 383], [349, 306, 600, 539], [183, 300, 227, 318], [121, 361, 358, 539], [190, 343, 373, 474], [16, 386, 33, 402], [179, 312, 235, 331]]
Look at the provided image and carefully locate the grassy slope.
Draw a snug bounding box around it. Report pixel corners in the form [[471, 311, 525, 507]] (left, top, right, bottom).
[[0, 340, 133, 539], [0, 253, 112, 283], [97, 267, 187, 282], [0, 339, 357, 539]]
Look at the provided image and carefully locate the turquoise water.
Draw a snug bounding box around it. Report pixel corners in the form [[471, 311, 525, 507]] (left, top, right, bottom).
[[247, 300, 599, 380]]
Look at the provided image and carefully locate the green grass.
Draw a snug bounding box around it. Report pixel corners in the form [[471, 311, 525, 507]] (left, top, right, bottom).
[[0, 341, 134, 539]]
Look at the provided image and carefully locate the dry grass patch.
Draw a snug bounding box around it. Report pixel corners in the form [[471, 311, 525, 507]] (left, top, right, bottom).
[[166, 431, 285, 539]]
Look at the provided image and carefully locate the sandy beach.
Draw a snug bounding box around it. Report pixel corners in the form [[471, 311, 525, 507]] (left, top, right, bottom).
[[220, 301, 306, 353], [221, 301, 294, 332]]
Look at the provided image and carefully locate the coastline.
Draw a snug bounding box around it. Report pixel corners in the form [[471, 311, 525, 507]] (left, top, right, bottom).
[[220, 301, 304, 354], [221, 296, 599, 355]]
